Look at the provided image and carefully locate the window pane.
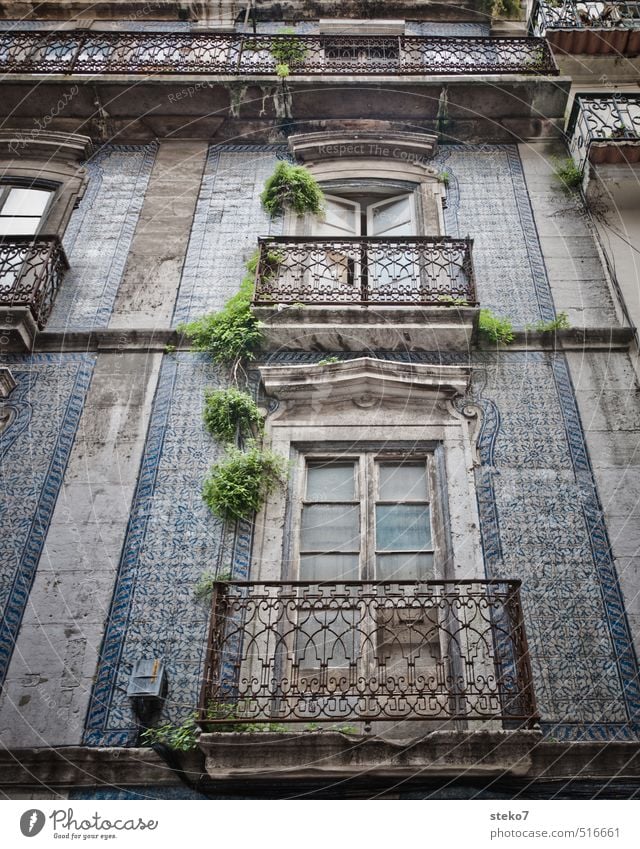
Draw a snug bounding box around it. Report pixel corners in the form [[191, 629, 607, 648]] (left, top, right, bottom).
[[376, 504, 431, 551], [369, 196, 412, 237], [376, 553, 434, 581], [301, 504, 360, 552], [0, 217, 41, 235], [2, 188, 51, 217], [378, 463, 428, 501], [300, 554, 359, 581], [325, 198, 358, 232], [306, 462, 355, 501]]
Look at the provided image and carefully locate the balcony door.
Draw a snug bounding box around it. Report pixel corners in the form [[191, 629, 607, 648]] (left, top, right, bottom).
[[313, 192, 416, 300], [294, 454, 443, 715]]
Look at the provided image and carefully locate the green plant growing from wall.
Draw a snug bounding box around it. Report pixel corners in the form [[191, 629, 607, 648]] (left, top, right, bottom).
[[489, 0, 522, 18], [437, 170, 450, 186], [526, 312, 571, 332], [269, 27, 309, 78], [141, 714, 199, 752], [178, 277, 262, 373], [204, 701, 287, 732], [478, 309, 515, 345], [553, 157, 583, 193], [202, 443, 288, 521], [317, 356, 340, 365], [261, 162, 325, 218], [203, 387, 264, 443], [193, 569, 233, 602]]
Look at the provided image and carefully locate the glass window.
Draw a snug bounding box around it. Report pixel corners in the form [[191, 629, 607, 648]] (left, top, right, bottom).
[[298, 454, 435, 583], [0, 186, 53, 235]]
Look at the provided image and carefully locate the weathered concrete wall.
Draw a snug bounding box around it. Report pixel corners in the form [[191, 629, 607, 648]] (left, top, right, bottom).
[[519, 142, 620, 328], [0, 353, 161, 747], [110, 141, 208, 329]]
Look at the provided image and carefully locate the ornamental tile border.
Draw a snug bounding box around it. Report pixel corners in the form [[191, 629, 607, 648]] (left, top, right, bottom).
[[48, 144, 157, 331], [83, 353, 227, 746], [0, 353, 95, 687]]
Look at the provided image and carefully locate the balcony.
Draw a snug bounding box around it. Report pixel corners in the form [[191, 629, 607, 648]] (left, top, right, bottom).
[[0, 31, 558, 77], [568, 93, 640, 169], [199, 580, 538, 732], [530, 0, 640, 54], [0, 236, 68, 350], [254, 236, 476, 306], [253, 236, 478, 351]]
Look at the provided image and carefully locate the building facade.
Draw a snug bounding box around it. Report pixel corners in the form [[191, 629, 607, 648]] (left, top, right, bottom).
[[0, 0, 639, 799]]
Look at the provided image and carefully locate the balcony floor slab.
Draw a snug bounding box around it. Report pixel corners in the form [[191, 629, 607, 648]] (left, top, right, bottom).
[[255, 305, 478, 353]]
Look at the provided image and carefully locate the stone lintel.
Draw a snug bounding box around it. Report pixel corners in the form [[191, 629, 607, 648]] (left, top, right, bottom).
[[259, 356, 471, 405], [289, 130, 438, 163]]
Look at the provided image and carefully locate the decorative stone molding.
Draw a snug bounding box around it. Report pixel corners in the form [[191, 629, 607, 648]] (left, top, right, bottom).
[[0, 130, 92, 163], [259, 356, 470, 407], [251, 356, 485, 592], [289, 130, 438, 165]]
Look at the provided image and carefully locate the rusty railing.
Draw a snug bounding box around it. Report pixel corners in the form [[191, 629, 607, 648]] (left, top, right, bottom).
[[567, 93, 640, 168], [531, 0, 640, 33], [0, 31, 558, 76], [0, 236, 68, 328], [199, 580, 539, 728], [253, 236, 477, 307]]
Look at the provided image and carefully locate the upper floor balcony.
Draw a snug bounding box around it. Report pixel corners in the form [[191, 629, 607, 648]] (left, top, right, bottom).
[[198, 579, 539, 732], [0, 30, 558, 77], [252, 236, 479, 352], [567, 92, 640, 169], [530, 0, 640, 54], [0, 235, 68, 350]]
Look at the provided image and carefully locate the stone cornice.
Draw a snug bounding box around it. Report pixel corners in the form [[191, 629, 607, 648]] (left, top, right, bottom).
[[259, 356, 471, 406], [0, 130, 93, 163]]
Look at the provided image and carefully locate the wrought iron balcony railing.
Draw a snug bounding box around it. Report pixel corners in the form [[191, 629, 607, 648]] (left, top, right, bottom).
[[253, 237, 477, 307], [0, 236, 68, 328], [531, 1, 640, 52], [567, 93, 640, 169], [0, 31, 558, 76], [199, 580, 539, 728]]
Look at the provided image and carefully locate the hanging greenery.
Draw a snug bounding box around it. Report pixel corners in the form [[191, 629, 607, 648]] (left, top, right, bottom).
[[178, 277, 262, 368], [261, 162, 325, 218], [203, 387, 264, 443], [202, 443, 288, 521]]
